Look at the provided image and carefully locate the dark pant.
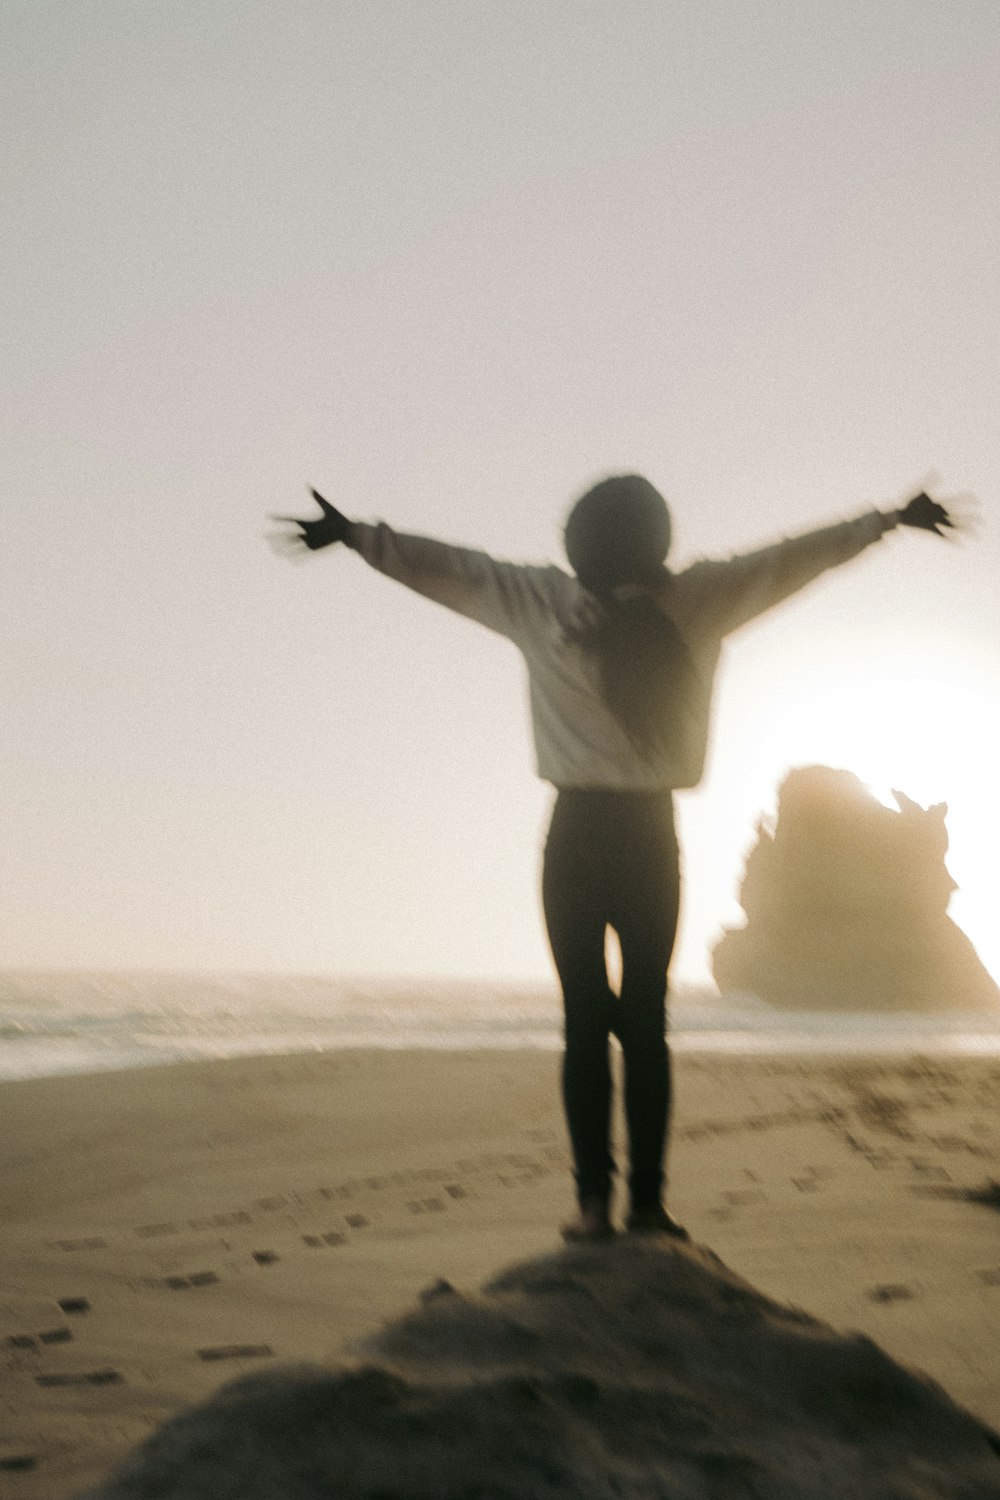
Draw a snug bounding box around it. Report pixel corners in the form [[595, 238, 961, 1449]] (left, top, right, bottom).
[[542, 787, 680, 1211]]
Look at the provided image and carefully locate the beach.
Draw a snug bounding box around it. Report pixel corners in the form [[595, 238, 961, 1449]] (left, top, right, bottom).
[[4, 1046, 1000, 1496]]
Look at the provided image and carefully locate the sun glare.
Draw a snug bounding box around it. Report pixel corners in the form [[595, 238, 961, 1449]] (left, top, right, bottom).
[[764, 656, 996, 806], [740, 644, 1000, 981], [687, 633, 1000, 988]]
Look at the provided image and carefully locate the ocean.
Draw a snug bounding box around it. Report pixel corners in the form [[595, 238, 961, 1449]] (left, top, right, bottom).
[[2, 970, 1000, 1082]]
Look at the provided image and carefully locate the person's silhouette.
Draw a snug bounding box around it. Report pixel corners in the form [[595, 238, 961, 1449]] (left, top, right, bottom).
[[274, 478, 956, 1241]]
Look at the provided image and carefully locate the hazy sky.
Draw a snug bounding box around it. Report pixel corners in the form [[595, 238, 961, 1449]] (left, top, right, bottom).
[[4, 1, 999, 986]]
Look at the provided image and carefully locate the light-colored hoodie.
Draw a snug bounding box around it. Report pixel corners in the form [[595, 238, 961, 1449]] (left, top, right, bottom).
[[347, 510, 893, 792]]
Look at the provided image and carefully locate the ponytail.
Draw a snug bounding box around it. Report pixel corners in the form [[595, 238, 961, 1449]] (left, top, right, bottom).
[[563, 473, 695, 759]]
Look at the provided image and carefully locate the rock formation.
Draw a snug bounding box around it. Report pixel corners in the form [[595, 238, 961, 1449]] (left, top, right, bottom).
[[712, 765, 1000, 1012]]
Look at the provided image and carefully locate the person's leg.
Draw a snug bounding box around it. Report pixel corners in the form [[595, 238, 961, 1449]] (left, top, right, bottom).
[[542, 792, 616, 1219], [610, 794, 681, 1218]]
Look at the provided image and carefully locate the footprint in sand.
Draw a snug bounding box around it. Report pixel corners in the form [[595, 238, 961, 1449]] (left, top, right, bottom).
[[790, 1166, 836, 1191], [6, 1327, 73, 1348], [975, 1268, 1000, 1286], [252, 1250, 280, 1265], [56, 1297, 90, 1314], [867, 1284, 916, 1304], [302, 1232, 346, 1248], [37, 1327, 73, 1344], [344, 1213, 369, 1229], [164, 1271, 221, 1289], [188, 1212, 252, 1231], [931, 1132, 989, 1154], [196, 1345, 274, 1362], [908, 1158, 952, 1179], [0, 1455, 39, 1473], [35, 1369, 123, 1386]]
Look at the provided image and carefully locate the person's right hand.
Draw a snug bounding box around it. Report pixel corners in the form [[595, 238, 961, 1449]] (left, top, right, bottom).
[[272, 490, 354, 551]]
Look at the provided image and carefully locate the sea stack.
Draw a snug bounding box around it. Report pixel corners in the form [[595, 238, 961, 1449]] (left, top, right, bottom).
[[711, 765, 1000, 1012]]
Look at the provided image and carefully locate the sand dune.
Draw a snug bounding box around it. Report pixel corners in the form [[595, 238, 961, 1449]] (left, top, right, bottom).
[[77, 1237, 1000, 1499], [4, 1049, 1000, 1496]]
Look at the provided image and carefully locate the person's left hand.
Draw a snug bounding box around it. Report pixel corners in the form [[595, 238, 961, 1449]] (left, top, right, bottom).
[[897, 491, 955, 536]]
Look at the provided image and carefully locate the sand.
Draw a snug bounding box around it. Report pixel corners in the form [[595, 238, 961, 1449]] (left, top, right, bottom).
[[3, 1047, 1000, 1496]]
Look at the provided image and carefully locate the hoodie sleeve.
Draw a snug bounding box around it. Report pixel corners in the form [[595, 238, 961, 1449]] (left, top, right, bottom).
[[347, 521, 564, 642], [678, 510, 894, 637]]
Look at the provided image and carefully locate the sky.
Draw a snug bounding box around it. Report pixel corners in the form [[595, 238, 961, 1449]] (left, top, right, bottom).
[[3, 0, 1000, 987]]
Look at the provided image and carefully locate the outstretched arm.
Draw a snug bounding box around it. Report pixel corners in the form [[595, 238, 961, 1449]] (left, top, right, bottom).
[[689, 488, 961, 637], [272, 489, 562, 642]]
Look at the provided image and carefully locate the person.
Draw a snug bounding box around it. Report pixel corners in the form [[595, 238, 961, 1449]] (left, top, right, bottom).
[[274, 477, 956, 1242]]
